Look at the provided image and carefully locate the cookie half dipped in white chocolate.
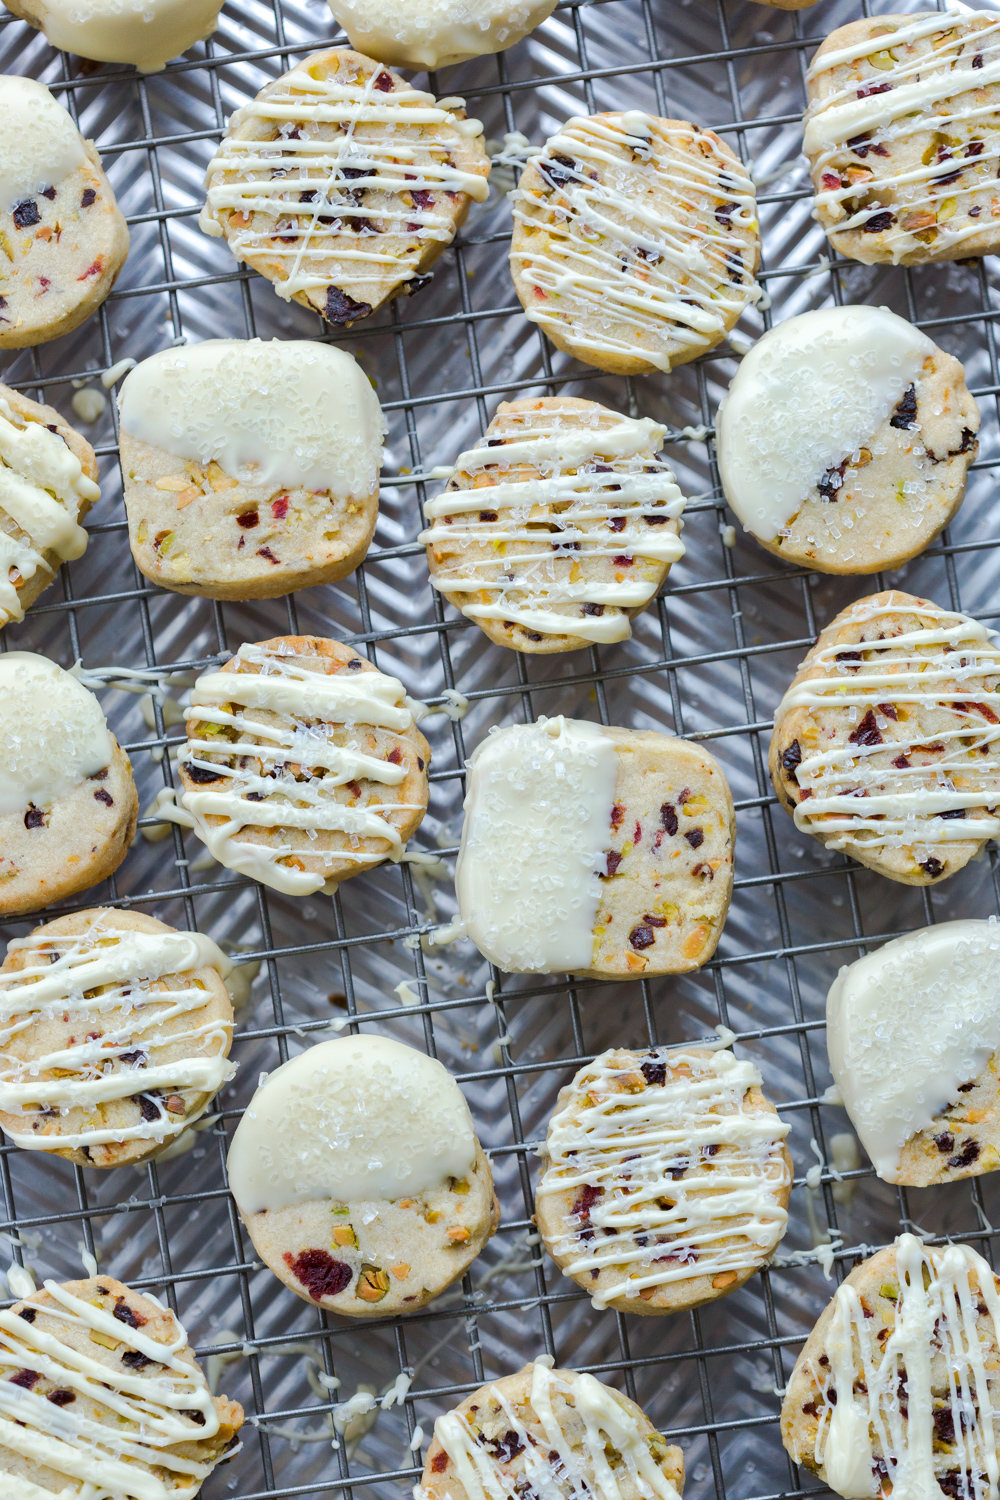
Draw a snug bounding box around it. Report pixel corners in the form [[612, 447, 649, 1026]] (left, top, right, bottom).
[[326, 0, 556, 69], [4, 0, 223, 72], [828, 919, 1000, 1187], [118, 339, 385, 600], [454, 717, 735, 977], [716, 307, 979, 573], [227, 1035, 499, 1315]]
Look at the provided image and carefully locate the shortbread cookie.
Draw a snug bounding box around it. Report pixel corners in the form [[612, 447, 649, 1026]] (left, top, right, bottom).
[[172, 635, 430, 896], [118, 339, 384, 600], [0, 1274, 242, 1495], [805, 13, 1000, 266], [0, 380, 100, 626], [536, 1045, 791, 1315], [0, 653, 137, 917], [326, 0, 556, 68], [716, 306, 979, 574], [0, 75, 128, 349], [510, 111, 760, 375], [228, 1035, 498, 1316], [421, 398, 686, 652], [0, 909, 235, 1168], [781, 1234, 1000, 1500], [200, 48, 490, 326], [417, 1361, 685, 1500], [455, 717, 735, 977], [770, 590, 1000, 884], [827, 919, 1000, 1187], [4, 0, 223, 71]]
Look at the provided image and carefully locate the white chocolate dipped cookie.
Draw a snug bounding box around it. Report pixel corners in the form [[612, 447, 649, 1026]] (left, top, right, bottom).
[[0, 75, 129, 349], [118, 339, 385, 600], [536, 1045, 791, 1315], [4, 0, 223, 72], [0, 653, 137, 916], [0, 1275, 243, 1495], [770, 590, 1000, 884], [828, 919, 1000, 1187], [716, 307, 979, 574], [805, 13, 1000, 266], [781, 1234, 1000, 1500], [200, 48, 490, 327], [0, 909, 235, 1169], [420, 397, 686, 653], [171, 635, 430, 896], [454, 717, 735, 978], [326, 0, 556, 69], [227, 1035, 499, 1316], [0, 379, 100, 626], [510, 111, 760, 375], [417, 1360, 685, 1500]]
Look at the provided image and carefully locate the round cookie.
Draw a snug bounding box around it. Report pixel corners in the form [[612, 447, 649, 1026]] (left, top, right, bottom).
[[0, 653, 137, 917], [3, 0, 222, 72], [420, 397, 686, 653], [536, 1045, 791, 1315], [510, 111, 760, 375], [0, 380, 100, 627], [781, 1234, 1000, 1500], [805, 13, 1000, 267], [325, 0, 557, 69], [0, 1274, 242, 1495], [200, 47, 490, 327], [0, 75, 128, 350], [715, 307, 979, 574], [227, 1035, 499, 1317], [417, 1361, 685, 1500], [456, 718, 735, 978], [0, 908, 235, 1169], [174, 635, 430, 896], [770, 589, 1000, 885], [117, 339, 385, 600], [827, 919, 1000, 1187]]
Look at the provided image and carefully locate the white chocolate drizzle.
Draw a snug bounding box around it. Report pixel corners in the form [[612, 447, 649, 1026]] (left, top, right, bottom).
[[419, 406, 685, 644], [0, 918, 234, 1151], [455, 717, 618, 973], [511, 112, 760, 372], [538, 1048, 789, 1309], [804, 1234, 1000, 1500], [179, 642, 422, 895], [0, 653, 112, 818], [826, 918, 1000, 1182], [426, 1361, 682, 1500], [775, 597, 1000, 850], [16, 0, 224, 73], [201, 59, 488, 301], [0, 396, 97, 626], [805, 13, 1000, 263], [0, 1279, 222, 1499], [0, 76, 86, 214]]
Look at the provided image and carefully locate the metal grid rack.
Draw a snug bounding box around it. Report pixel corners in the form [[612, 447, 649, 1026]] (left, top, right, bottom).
[[3, 0, 1000, 1496]]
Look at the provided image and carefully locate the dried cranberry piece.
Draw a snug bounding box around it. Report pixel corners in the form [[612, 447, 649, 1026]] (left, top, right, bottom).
[[582, 603, 604, 616], [601, 850, 622, 878], [9, 1369, 39, 1389], [324, 285, 372, 325], [136, 1093, 163, 1122], [488, 1431, 524, 1462], [940, 808, 966, 820], [947, 1140, 981, 1170], [94, 788, 114, 806], [119, 1049, 146, 1066], [122, 1349, 153, 1370], [629, 924, 655, 950], [958, 1081, 976, 1092], [921, 856, 945, 878], [403, 272, 434, 298], [849, 709, 882, 746], [236, 510, 259, 528], [959, 427, 977, 453], [684, 828, 704, 849], [819, 460, 847, 500], [17, 1309, 35, 1324], [934, 1133, 955, 1153], [257, 546, 280, 564], [934, 1409, 956, 1443], [41, 185, 56, 200], [23, 806, 45, 829], [282, 1249, 352, 1300], [184, 763, 222, 784], [81, 187, 97, 208], [661, 802, 678, 835], [373, 70, 394, 91], [113, 1297, 146, 1329], [863, 210, 897, 233], [431, 1452, 449, 1473], [715, 201, 738, 227], [540, 154, 577, 190], [781, 739, 802, 784], [890, 385, 917, 429], [641, 1058, 666, 1086], [182, 1408, 206, 1425], [48, 1388, 75, 1404], [12, 199, 40, 228], [857, 81, 892, 99], [571, 1182, 602, 1239]]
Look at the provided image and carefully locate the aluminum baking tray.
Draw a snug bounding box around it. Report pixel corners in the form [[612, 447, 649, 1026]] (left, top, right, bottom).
[[2, 0, 1000, 1495]]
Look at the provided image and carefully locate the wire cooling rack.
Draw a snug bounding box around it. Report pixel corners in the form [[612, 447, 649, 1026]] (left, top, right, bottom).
[[3, 0, 1000, 1495]]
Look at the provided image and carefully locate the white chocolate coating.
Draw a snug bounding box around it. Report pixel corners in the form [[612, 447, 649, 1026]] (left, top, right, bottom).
[[0, 920, 234, 1150], [716, 307, 934, 543], [802, 1234, 1000, 1500], [420, 410, 685, 644], [455, 717, 618, 973], [226, 1035, 476, 1215], [775, 597, 1000, 849], [326, 0, 557, 69], [11, 0, 223, 73], [0, 394, 98, 627], [118, 339, 385, 501], [0, 652, 112, 817], [0, 76, 86, 214], [0, 1280, 220, 1498], [827, 919, 1000, 1182], [538, 1047, 790, 1309]]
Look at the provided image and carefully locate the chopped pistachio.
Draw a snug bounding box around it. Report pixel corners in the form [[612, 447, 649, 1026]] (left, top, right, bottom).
[[356, 1265, 391, 1302]]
